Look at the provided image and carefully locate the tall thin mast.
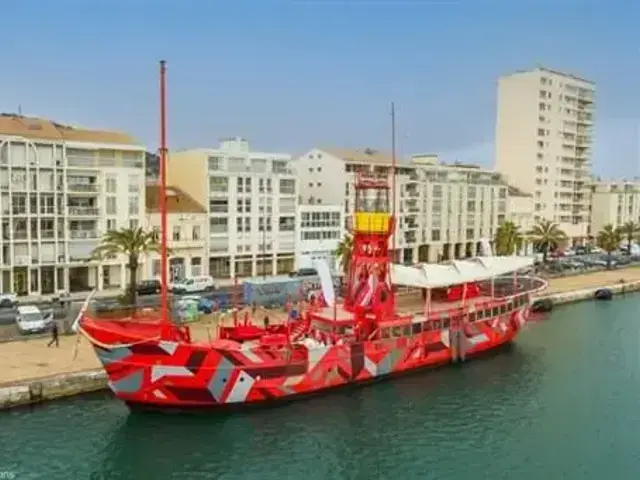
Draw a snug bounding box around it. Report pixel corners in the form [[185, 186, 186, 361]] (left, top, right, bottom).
[[159, 60, 169, 325], [391, 102, 397, 262]]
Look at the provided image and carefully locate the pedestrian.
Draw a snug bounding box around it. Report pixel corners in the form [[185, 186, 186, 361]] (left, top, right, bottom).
[[47, 321, 59, 348], [264, 315, 270, 328]]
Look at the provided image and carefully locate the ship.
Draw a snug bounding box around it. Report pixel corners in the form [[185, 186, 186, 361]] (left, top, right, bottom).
[[76, 61, 547, 412]]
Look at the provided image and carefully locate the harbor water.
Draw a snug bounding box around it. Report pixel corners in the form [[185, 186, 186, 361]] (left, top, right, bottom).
[[1, 294, 640, 479]]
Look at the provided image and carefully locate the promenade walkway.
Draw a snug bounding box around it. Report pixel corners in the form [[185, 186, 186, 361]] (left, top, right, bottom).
[[2, 267, 640, 387]]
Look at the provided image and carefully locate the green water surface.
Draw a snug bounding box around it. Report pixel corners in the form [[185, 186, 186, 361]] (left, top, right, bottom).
[[1, 295, 639, 479]]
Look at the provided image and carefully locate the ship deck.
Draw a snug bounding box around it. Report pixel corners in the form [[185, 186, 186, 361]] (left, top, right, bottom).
[[312, 294, 501, 322]]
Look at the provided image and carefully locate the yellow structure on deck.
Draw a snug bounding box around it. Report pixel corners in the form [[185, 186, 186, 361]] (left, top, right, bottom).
[[353, 212, 391, 234]]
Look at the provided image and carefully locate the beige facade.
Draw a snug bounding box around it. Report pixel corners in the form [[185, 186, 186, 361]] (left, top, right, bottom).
[[590, 180, 640, 235], [494, 67, 595, 242], [167, 137, 298, 279], [505, 185, 535, 254], [297, 148, 512, 264], [144, 185, 208, 281], [0, 114, 146, 296]]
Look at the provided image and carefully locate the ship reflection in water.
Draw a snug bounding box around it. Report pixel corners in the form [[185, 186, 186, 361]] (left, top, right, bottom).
[[3, 295, 640, 479]]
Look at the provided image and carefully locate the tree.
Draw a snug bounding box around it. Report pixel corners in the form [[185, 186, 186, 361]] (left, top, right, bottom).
[[618, 221, 639, 254], [335, 234, 354, 276], [527, 219, 567, 263], [494, 221, 523, 256], [92, 227, 162, 305], [596, 224, 622, 268]]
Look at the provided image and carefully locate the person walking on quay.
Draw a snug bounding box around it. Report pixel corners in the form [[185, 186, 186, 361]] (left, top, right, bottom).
[[47, 321, 59, 348]]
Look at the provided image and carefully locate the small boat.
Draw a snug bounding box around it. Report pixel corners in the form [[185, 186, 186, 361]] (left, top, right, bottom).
[[75, 63, 547, 412]]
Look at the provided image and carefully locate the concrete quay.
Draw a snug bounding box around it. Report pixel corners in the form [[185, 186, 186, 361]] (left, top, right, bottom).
[[2, 268, 640, 410]]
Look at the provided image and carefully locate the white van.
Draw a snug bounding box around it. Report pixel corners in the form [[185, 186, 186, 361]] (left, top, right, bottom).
[[15, 305, 53, 334], [170, 276, 216, 294]]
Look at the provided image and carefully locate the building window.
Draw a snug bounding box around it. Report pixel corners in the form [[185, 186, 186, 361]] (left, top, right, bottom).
[[106, 219, 116, 231], [431, 230, 440, 242], [128, 197, 138, 215], [106, 197, 117, 215], [129, 218, 139, 229], [209, 176, 228, 193], [278, 216, 295, 232], [210, 217, 228, 234], [280, 179, 295, 195], [173, 226, 181, 241], [191, 257, 202, 276], [208, 156, 222, 170], [106, 176, 117, 193], [128, 175, 140, 193], [192, 226, 200, 240]]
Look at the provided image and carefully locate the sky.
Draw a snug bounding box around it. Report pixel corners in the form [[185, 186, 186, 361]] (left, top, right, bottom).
[[1, 0, 639, 178]]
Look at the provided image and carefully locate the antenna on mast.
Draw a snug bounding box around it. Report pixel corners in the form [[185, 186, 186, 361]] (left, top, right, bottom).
[[159, 60, 170, 332]]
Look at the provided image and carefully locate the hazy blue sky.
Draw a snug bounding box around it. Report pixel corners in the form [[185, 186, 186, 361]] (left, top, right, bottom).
[[1, 0, 639, 177]]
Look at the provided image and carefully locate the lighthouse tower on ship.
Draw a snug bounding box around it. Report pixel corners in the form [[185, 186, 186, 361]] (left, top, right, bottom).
[[343, 173, 396, 324]]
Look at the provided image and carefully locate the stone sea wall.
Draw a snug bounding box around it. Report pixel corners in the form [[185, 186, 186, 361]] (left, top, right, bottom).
[[0, 370, 106, 410], [2, 280, 640, 410], [537, 279, 640, 306]]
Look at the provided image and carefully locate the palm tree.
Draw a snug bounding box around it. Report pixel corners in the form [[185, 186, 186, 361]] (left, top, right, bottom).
[[527, 219, 567, 263], [494, 221, 523, 256], [596, 224, 622, 268], [335, 234, 354, 276], [618, 221, 639, 254], [92, 227, 162, 305]]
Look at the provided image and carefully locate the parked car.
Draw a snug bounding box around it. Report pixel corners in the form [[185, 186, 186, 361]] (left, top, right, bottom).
[[289, 268, 318, 277], [170, 276, 216, 294], [135, 279, 162, 295], [15, 305, 53, 334], [0, 292, 17, 308]]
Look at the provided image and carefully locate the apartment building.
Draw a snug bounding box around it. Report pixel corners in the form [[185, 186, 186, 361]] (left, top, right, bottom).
[[296, 148, 509, 264], [0, 114, 146, 296], [495, 67, 595, 243], [144, 185, 208, 281], [296, 204, 344, 272], [167, 137, 298, 279], [506, 185, 535, 254], [590, 180, 640, 235]]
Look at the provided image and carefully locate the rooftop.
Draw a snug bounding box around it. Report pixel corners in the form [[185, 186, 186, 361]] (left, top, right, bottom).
[[0, 113, 141, 146], [320, 147, 407, 166], [506, 185, 532, 197], [145, 185, 207, 214]]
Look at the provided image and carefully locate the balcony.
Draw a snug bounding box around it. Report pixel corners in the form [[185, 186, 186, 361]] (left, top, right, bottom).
[[68, 206, 100, 216], [67, 183, 99, 193], [41, 230, 55, 240], [69, 230, 99, 240]]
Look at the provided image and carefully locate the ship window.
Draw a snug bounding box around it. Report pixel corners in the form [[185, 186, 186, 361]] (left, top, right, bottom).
[[391, 326, 402, 337], [476, 310, 484, 320], [381, 328, 390, 339], [500, 305, 506, 314], [507, 302, 513, 311], [433, 320, 441, 330], [411, 323, 422, 334], [423, 321, 431, 331], [468, 312, 476, 322], [403, 325, 411, 336], [443, 318, 451, 329], [492, 307, 499, 317], [484, 309, 491, 318]]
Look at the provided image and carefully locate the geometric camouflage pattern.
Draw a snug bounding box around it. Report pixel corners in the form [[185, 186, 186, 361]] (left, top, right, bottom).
[[83, 300, 532, 410]]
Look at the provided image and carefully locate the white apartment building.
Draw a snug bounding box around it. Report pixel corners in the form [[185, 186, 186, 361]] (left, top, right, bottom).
[[296, 148, 509, 264], [167, 137, 298, 279], [0, 114, 146, 296], [143, 184, 208, 281], [495, 67, 595, 243], [296, 204, 344, 272], [590, 180, 640, 235]]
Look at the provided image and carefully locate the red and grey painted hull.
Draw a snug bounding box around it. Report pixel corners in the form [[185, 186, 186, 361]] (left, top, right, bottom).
[[81, 306, 530, 412]]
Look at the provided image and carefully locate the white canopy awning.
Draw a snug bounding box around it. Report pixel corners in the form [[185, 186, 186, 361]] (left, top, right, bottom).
[[390, 256, 534, 289]]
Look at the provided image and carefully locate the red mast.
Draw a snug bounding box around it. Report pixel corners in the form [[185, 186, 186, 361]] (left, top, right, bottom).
[[159, 60, 169, 328]]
